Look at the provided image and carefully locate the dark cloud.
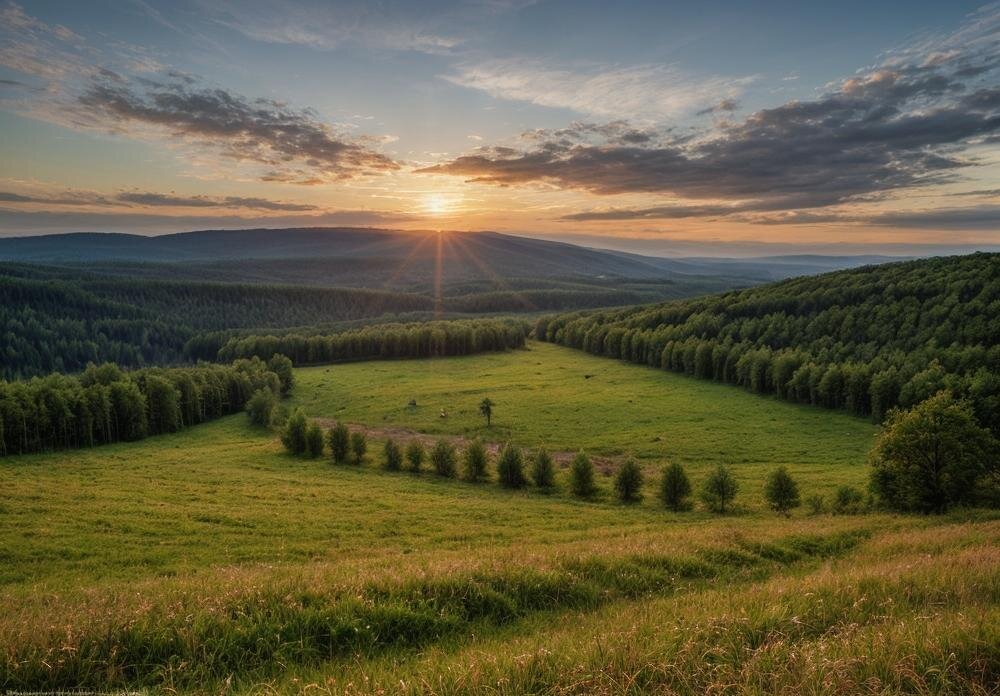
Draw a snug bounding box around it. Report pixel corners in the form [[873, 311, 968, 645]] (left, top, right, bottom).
[[422, 56, 1000, 215], [0, 189, 318, 211], [77, 78, 400, 182], [866, 205, 1000, 230], [115, 192, 317, 211], [696, 98, 739, 116]]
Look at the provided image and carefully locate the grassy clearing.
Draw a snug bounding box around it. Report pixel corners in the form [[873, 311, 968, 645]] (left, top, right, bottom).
[[291, 340, 876, 500], [2, 345, 995, 693]]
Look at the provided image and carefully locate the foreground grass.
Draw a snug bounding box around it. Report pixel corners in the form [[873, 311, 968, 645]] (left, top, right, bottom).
[[291, 340, 876, 500]]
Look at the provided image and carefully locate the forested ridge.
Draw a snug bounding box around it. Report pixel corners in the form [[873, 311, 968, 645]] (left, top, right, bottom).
[[537, 253, 1000, 434]]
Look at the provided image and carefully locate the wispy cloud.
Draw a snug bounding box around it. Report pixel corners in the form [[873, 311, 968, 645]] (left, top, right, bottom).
[[443, 58, 754, 120], [0, 187, 319, 211]]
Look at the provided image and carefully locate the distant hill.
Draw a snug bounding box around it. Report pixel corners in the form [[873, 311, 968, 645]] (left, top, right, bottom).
[[537, 252, 1000, 435], [0, 228, 902, 286]]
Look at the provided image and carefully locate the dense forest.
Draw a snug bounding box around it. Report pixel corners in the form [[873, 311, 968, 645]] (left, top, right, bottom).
[[1, 263, 705, 379], [537, 253, 1000, 435], [0, 357, 287, 455], [216, 319, 529, 364]]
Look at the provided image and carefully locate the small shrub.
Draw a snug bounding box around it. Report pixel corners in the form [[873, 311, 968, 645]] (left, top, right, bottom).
[[350, 431, 367, 465], [570, 451, 597, 498], [280, 408, 308, 455], [832, 485, 864, 514], [431, 439, 457, 478], [700, 464, 739, 514], [659, 462, 692, 511], [463, 440, 489, 482], [531, 448, 556, 489], [383, 438, 403, 471], [405, 440, 425, 473], [246, 388, 277, 427], [327, 422, 350, 464], [806, 494, 826, 515], [305, 422, 324, 458], [614, 458, 643, 503], [496, 442, 526, 488], [764, 466, 800, 516], [267, 353, 295, 395]]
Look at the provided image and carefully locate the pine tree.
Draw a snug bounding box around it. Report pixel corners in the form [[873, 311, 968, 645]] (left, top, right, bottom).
[[764, 466, 800, 516], [531, 447, 556, 489], [701, 464, 739, 513], [305, 422, 324, 458], [463, 440, 489, 482], [327, 422, 350, 463], [496, 442, 526, 488], [659, 462, 692, 511], [614, 457, 643, 503], [570, 451, 597, 498]]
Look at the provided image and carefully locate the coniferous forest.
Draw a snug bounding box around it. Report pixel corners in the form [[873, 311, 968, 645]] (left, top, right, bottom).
[[537, 254, 1000, 435]]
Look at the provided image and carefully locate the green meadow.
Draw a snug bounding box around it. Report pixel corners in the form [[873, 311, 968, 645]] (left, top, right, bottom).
[[2, 342, 996, 694]]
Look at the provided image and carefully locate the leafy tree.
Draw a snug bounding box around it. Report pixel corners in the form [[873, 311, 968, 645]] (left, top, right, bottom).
[[496, 442, 526, 489], [281, 408, 308, 455], [479, 397, 494, 427], [383, 438, 403, 471], [659, 462, 692, 511], [614, 458, 643, 503], [531, 447, 556, 489], [870, 391, 998, 512], [246, 388, 277, 427], [832, 485, 864, 514], [570, 451, 597, 498], [701, 464, 738, 513], [267, 354, 295, 395], [305, 422, 324, 458], [327, 422, 350, 463], [463, 440, 489, 482], [350, 431, 367, 465], [145, 376, 181, 435], [430, 439, 458, 477], [405, 440, 425, 473], [764, 466, 800, 516]]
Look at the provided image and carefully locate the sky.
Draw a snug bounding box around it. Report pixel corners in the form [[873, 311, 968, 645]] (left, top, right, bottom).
[[0, 0, 998, 256]]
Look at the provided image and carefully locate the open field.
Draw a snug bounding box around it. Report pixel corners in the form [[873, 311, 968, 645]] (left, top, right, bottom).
[[2, 345, 996, 693], [291, 340, 877, 501]]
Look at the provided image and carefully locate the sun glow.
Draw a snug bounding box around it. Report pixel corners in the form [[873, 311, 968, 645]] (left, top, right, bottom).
[[422, 193, 457, 216]]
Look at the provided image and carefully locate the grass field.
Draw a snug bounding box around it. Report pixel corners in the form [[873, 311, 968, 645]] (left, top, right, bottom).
[[290, 340, 876, 500], [2, 344, 997, 694]]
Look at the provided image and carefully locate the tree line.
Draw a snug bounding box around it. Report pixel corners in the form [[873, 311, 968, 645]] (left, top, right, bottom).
[[216, 319, 529, 364], [536, 253, 1000, 436], [0, 355, 292, 455]]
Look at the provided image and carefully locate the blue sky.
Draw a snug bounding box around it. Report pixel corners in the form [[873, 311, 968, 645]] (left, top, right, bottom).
[[0, 0, 997, 255]]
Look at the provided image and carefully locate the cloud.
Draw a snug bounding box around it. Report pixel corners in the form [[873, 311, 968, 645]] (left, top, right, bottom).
[[423, 9, 1000, 216], [0, 188, 319, 211], [74, 76, 400, 182], [0, 207, 417, 235], [695, 98, 739, 116], [443, 58, 753, 119], [865, 205, 1000, 230]]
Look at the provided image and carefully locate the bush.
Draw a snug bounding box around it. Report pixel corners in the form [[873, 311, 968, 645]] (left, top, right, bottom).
[[430, 439, 457, 477], [350, 431, 367, 465], [281, 408, 308, 455], [659, 462, 692, 511], [832, 485, 864, 514], [764, 466, 800, 516], [305, 422, 324, 458], [405, 440, 425, 473], [700, 464, 738, 514], [327, 422, 350, 464], [614, 458, 643, 503], [463, 440, 489, 482], [531, 448, 556, 489], [496, 443, 526, 489], [246, 388, 277, 427], [869, 391, 999, 512], [806, 494, 826, 515], [570, 451, 597, 498], [383, 438, 403, 471]]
